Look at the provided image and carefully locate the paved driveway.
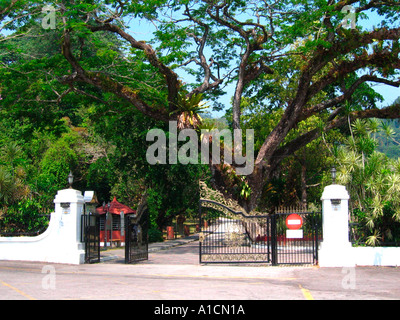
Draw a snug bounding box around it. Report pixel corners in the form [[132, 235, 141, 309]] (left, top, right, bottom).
[[103, 242, 199, 265], [0, 240, 399, 300]]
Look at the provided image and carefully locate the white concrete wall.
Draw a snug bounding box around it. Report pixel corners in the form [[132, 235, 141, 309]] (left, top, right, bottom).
[[353, 247, 400, 267], [0, 188, 85, 265], [318, 183, 400, 267]]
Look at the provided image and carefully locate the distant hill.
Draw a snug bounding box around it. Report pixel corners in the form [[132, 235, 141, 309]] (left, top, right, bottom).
[[376, 123, 399, 158]]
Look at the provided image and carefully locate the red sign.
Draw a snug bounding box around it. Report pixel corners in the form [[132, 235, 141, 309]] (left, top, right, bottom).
[[286, 214, 303, 230]]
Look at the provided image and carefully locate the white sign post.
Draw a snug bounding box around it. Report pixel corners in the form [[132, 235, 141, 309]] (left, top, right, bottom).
[[120, 211, 125, 237]]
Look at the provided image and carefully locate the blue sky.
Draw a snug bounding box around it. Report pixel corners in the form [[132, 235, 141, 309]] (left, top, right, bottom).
[[358, 11, 400, 108]]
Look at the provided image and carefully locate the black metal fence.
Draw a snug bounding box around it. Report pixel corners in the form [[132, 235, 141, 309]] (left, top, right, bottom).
[[199, 200, 321, 266], [125, 212, 149, 264], [81, 213, 101, 264], [272, 210, 322, 265]]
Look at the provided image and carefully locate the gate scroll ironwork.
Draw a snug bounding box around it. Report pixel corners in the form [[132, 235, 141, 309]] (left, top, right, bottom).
[[199, 199, 271, 264]]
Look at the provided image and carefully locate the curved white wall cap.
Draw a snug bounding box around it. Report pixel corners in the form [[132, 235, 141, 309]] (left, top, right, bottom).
[[0, 211, 58, 243], [320, 184, 350, 201]]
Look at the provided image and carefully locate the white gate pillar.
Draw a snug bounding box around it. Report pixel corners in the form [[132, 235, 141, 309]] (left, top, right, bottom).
[[318, 184, 355, 267], [53, 188, 85, 264]]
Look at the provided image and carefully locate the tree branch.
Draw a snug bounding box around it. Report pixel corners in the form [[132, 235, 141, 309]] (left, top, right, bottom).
[[269, 103, 400, 174], [301, 75, 400, 121], [60, 26, 171, 121], [255, 25, 400, 167], [184, 6, 223, 98], [87, 22, 180, 112], [206, 2, 272, 129], [0, 0, 18, 19], [307, 50, 400, 100]]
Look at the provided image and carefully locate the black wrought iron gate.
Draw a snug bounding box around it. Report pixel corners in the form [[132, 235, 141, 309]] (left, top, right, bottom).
[[271, 210, 321, 265], [81, 213, 100, 264], [199, 200, 271, 264], [125, 212, 149, 264], [199, 200, 321, 265]]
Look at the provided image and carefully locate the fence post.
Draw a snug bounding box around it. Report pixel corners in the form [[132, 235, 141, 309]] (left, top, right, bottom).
[[313, 212, 319, 265], [199, 200, 202, 264], [271, 214, 278, 266], [318, 184, 355, 267]]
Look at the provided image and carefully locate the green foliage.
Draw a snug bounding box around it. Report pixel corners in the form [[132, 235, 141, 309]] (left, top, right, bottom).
[[38, 132, 79, 190], [239, 180, 251, 200], [148, 227, 163, 243], [81, 94, 206, 230], [1, 0, 400, 233], [0, 198, 49, 234], [0, 166, 14, 205], [143, 162, 204, 229], [375, 118, 400, 159], [337, 119, 400, 246]]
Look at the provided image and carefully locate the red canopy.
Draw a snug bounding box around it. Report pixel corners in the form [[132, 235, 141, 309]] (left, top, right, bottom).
[[96, 197, 136, 215]]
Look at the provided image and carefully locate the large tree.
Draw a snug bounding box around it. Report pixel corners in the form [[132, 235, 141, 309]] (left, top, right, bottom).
[[2, 0, 400, 211]]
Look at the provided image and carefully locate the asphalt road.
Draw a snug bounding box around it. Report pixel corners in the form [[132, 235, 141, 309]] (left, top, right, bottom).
[[0, 241, 399, 301]]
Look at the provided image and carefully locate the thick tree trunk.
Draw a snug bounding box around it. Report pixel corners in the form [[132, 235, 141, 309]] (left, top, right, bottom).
[[56, 4, 400, 214], [300, 152, 308, 208]]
